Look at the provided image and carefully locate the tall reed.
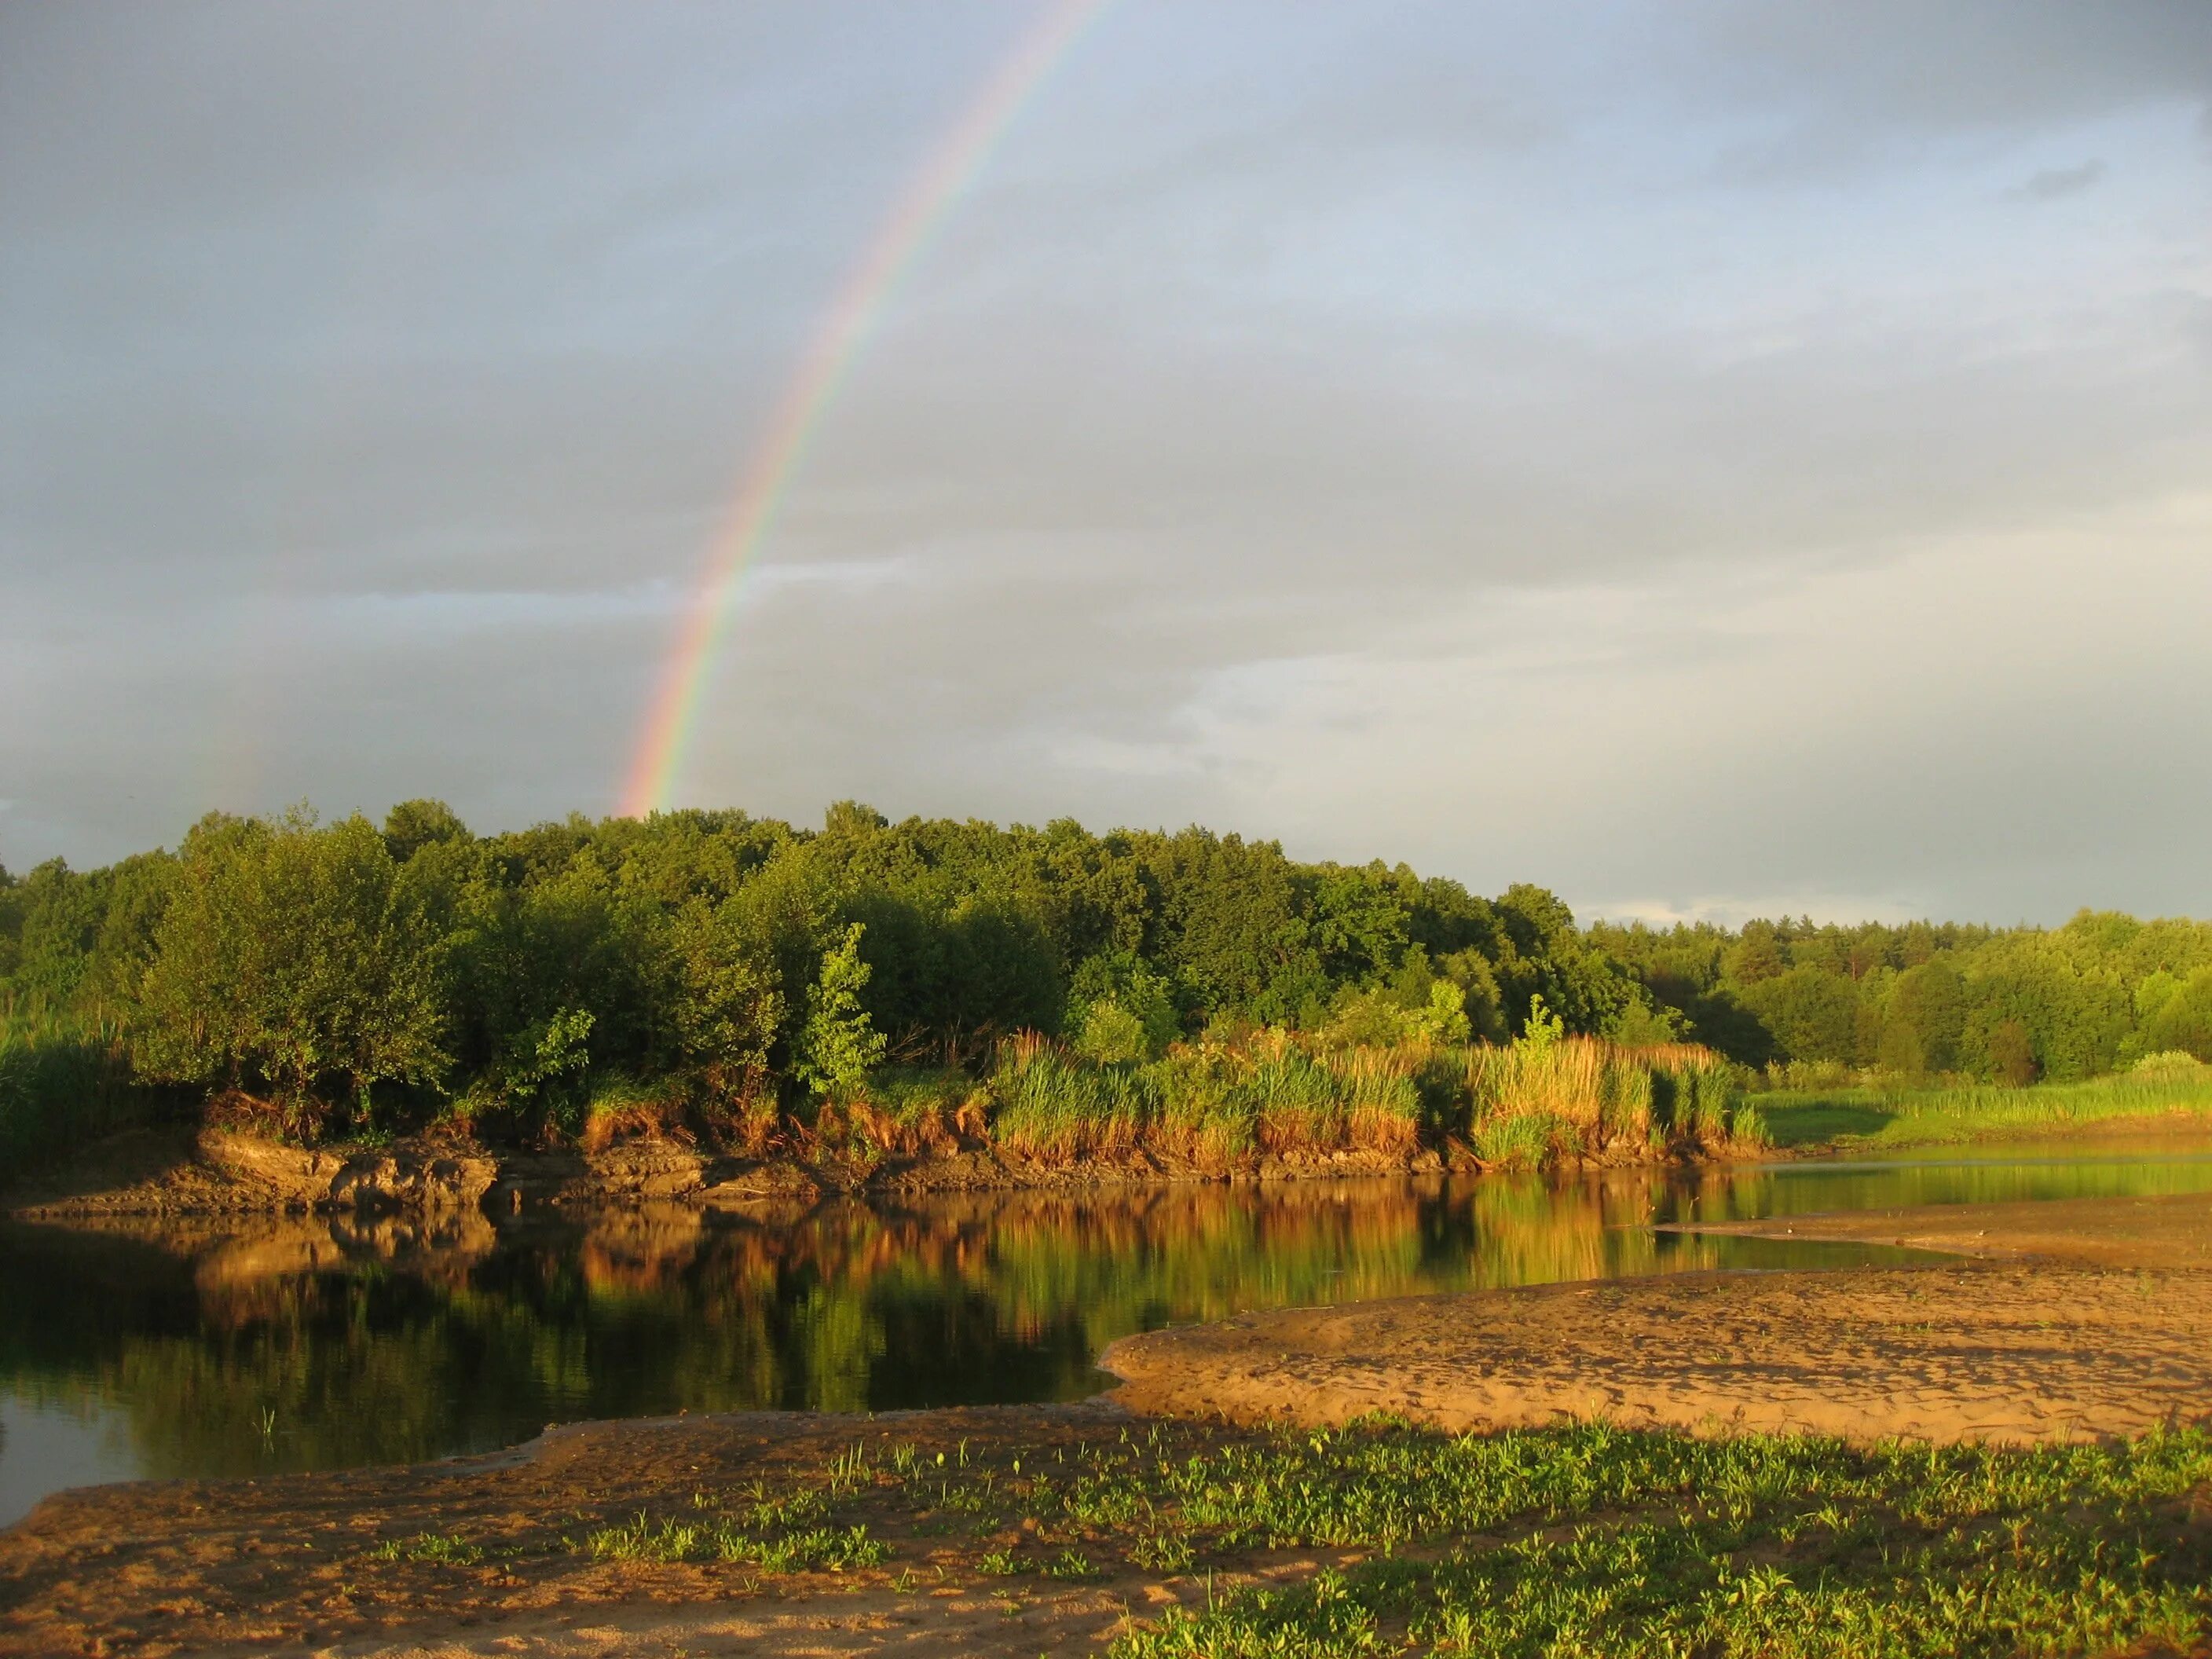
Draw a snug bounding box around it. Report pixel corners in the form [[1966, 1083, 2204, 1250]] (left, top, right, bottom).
[[0, 1006, 145, 1171], [984, 1028, 1426, 1170], [1463, 1037, 1752, 1168], [988, 1033, 1155, 1163]]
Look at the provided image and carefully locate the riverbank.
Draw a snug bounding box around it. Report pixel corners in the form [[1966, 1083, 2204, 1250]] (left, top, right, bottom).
[[16, 1070, 2212, 1223], [0, 1124, 1456, 1221], [5, 1189, 2208, 1657]]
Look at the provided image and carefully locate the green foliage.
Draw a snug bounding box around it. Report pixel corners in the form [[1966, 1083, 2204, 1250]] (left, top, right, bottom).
[[1518, 991, 1565, 1053], [133, 810, 450, 1121], [1068, 950, 1181, 1063], [1104, 1420, 2212, 1659], [0, 1008, 144, 1168], [1755, 1069, 2212, 1151], [665, 896, 784, 1078], [795, 923, 886, 1098], [1596, 905, 2212, 1085], [2143, 965, 2212, 1060], [5, 798, 2209, 1158], [467, 1005, 595, 1132]]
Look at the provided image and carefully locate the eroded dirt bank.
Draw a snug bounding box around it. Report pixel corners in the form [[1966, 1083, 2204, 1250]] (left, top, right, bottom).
[[2, 1126, 1450, 1221], [5, 1192, 2211, 1657]]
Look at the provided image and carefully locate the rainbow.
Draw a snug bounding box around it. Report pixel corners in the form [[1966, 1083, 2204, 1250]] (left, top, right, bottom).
[[621, 0, 1111, 818]]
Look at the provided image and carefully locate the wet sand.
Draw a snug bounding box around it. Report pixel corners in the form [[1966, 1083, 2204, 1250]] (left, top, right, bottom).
[[1101, 1189, 2212, 1443], [5, 1190, 2210, 1657]]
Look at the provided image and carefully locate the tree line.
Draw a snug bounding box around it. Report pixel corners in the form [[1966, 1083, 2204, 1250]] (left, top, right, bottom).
[[2, 800, 2207, 1150], [1595, 910, 2212, 1084]]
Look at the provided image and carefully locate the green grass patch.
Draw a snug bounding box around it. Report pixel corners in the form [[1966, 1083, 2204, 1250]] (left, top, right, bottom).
[[1093, 1419, 2212, 1658], [574, 1481, 885, 1573], [847, 1415, 2211, 1659], [346, 1415, 2212, 1659], [368, 1530, 485, 1566], [1757, 1071, 2212, 1152]]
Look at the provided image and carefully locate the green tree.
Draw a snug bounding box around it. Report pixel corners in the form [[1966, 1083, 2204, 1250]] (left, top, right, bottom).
[[1519, 992, 1565, 1053], [1880, 958, 1968, 1075], [2144, 967, 2212, 1061], [794, 923, 885, 1097], [1744, 965, 1860, 1064], [665, 898, 786, 1079], [380, 798, 471, 862], [134, 810, 449, 1122], [1987, 1017, 2038, 1086], [1068, 950, 1180, 1063]]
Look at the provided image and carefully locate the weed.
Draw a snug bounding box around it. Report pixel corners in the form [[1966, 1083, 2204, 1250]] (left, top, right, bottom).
[[370, 1531, 485, 1566]]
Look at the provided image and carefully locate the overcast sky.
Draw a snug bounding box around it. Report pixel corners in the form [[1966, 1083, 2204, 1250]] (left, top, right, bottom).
[[3, 2, 2208, 925]]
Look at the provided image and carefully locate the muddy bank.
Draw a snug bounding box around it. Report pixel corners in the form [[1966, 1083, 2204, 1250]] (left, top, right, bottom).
[[2, 1125, 1451, 1220], [1101, 1189, 2212, 1444]]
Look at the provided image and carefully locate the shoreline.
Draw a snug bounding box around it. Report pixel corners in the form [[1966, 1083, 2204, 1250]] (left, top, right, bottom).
[[12, 1109, 2212, 1225], [1098, 1188, 2212, 1445], [0, 1122, 1525, 1223]]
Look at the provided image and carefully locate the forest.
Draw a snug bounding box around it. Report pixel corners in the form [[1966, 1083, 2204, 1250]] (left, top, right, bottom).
[[2, 800, 2210, 1171]]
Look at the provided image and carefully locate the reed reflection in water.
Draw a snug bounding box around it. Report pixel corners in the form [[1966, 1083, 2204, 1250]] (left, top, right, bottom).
[[3, 1141, 2208, 1522]]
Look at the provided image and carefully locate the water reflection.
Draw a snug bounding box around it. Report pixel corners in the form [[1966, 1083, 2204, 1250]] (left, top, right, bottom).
[[5, 1141, 2209, 1524]]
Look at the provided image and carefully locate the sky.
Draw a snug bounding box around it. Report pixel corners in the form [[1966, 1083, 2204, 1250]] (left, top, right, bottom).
[[3, 1, 2209, 926]]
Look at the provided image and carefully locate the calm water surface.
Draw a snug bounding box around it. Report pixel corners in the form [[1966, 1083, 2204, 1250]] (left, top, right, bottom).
[[4, 1136, 2209, 1525]]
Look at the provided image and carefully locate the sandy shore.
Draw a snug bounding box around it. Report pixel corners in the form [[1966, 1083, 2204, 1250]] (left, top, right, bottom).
[[6, 1190, 2210, 1657], [0, 1405, 1315, 1659], [1101, 1189, 2212, 1443]]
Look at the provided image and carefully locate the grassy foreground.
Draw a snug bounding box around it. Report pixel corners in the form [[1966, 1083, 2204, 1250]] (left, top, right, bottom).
[[1757, 1068, 2212, 1154], [478, 1417, 2210, 1657]]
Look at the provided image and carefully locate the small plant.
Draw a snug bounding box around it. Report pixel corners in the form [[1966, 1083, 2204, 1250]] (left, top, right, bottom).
[[371, 1531, 484, 1566], [1130, 1529, 1196, 1573], [577, 1503, 884, 1573]]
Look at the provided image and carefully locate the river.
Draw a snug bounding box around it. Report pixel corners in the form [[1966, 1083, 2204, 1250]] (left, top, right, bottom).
[[5, 1136, 2210, 1526]]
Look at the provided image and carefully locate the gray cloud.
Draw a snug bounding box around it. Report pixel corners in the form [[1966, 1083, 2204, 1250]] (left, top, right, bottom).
[[3, 2, 2209, 924], [2015, 159, 2109, 200]]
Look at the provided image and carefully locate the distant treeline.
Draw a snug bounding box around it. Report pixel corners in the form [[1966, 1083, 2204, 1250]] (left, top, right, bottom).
[[1, 802, 2207, 1159], [1595, 910, 2212, 1086]]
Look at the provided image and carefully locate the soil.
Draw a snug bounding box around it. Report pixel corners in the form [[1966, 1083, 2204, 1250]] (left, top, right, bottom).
[[5, 1191, 2210, 1657]]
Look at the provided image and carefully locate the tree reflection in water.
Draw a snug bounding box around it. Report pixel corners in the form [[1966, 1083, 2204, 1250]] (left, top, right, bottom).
[[5, 1147, 2209, 1505]]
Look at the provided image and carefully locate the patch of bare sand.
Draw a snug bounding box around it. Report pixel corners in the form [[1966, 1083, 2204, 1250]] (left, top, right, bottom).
[[1, 1406, 1338, 1659], [1100, 1190, 2212, 1445], [273, 1562, 1328, 1659]]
